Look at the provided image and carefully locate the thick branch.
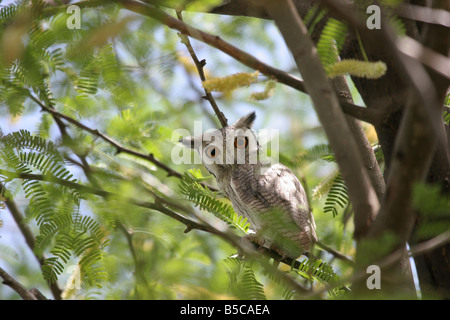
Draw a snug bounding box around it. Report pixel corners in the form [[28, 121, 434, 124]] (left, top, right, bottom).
[[397, 3, 450, 28], [153, 0, 314, 21], [321, 0, 448, 155], [320, 0, 447, 238], [332, 75, 386, 203], [396, 36, 450, 80], [320, 0, 448, 296], [262, 0, 380, 239]]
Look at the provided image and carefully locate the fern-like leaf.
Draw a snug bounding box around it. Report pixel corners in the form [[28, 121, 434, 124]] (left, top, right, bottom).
[[0, 2, 20, 23], [443, 96, 450, 125], [294, 257, 346, 296], [323, 174, 349, 218], [224, 258, 266, 300], [0, 130, 109, 286], [241, 264, 267, 300], [317, 18, 347, 71], [179, 169, 250, 233]]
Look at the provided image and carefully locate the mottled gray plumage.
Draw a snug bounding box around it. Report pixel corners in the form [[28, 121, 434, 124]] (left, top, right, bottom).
[[181, 112, 317, 258]]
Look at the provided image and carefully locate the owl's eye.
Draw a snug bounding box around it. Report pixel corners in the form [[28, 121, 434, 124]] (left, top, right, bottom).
[[234, 136, 248, 149], [205, 145, 218, 158]]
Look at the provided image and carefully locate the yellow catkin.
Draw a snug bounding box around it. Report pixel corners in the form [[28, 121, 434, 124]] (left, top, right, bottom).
[[202, 71, 259, 92], [328, 59, 387, 79], [312, 170, 340, 200], [249, 81, 276, 101]]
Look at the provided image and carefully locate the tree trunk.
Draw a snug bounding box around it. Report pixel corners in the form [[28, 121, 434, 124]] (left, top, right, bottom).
[[159, 0, 450, 298], [342, 0, 450, 298]]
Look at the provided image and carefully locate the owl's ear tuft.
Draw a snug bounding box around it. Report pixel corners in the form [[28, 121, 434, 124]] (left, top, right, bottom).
[[234, 111, 256, 129]]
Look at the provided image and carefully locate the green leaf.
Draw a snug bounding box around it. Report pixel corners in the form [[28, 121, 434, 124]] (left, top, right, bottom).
[[317, 18, 348, 70], [179, 169, 250, 233], [0, 130, 109, 287], [323, 174, 349, 218]]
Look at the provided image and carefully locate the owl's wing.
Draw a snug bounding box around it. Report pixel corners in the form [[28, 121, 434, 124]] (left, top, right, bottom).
[[230, 163, 317, 251]]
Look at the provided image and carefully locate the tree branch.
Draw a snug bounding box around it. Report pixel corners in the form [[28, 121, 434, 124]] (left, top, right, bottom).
[[396, 3, 450, 28], [0, 181, 62, 300], [29, 94, 211, 185], [320, 0, 448, 295], [332, 75, 386, 203], [120, 0, 307, 88], [0, 168, 313, 294], [0, 182, 36, 257], [117, 222, 150, 289], [396, 36, 450, 80], [33, 95, 219, 191], [321, 0, 448, 154], [0, 168, 202, 229], [117, 0, 381, 124], [40, 0, 384, 124], [0, 267, 45, 300], [176, 10, 228, 128], [320, 0, 448, 239], [308, 231, 450, 299], [261, 0, 380, 240]]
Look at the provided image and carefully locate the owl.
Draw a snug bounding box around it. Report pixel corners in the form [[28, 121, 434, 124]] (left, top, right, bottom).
[[180, 112, 317, 259]]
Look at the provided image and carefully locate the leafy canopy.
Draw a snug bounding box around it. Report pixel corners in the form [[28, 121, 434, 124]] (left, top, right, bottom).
[[0, 0, 422, 300]]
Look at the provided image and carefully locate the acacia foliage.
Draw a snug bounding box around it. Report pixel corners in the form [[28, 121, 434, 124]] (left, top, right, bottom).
[[0, 0, 447, 300]]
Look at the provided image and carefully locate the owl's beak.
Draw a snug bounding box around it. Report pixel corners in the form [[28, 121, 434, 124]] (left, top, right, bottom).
[[179, 136, 196, 149]]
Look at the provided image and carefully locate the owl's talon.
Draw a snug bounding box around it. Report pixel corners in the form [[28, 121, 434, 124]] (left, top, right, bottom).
[[245, 234, 265, 248], [239, 234, 266, 257], [269, 244, 288, 260]]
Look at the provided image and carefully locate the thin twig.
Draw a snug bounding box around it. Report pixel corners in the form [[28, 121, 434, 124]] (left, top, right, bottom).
[[176, 10, 228, 128], [0, 168, 311, 295], [30, 94, 218, 191], [316, 241, 354, 265], [0, 182, 62, 300], [32, 95, 181, 176], [307, 232, 450, 299], [0, 169, 207, 232], [117, 222, 149, 288], [37, 0, 387, 125], [0, 267, 47, 300], [118, 0, 382, 125]]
